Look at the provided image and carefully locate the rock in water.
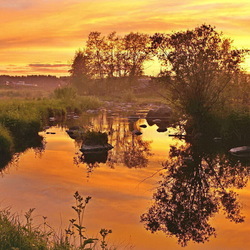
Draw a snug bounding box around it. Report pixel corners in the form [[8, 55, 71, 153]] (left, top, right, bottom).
[[132, 130, 142, 135], [229, 146, 250, 157], [157, 127, 168, 133], [80, 143, 113, 153]]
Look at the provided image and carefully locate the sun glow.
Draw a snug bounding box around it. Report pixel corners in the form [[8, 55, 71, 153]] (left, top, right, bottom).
[[0, 0, 249, 75]]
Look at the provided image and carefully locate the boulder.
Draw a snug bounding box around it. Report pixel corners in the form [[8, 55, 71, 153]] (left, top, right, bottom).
[[132, 130, 142, 136], [229, 146, 250, 157], [157, 127, 168, 133], [146, 106, 172, 126], [66, 126, 84, 139], [146, 106, 172, 119], [80, 143, 113, 153]]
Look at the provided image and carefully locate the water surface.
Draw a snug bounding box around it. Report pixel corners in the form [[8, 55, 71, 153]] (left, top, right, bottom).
[[1, 110, 250, 250]]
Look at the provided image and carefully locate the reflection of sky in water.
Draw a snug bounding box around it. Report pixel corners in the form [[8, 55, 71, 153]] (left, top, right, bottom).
[[0, 115, 250, 249]]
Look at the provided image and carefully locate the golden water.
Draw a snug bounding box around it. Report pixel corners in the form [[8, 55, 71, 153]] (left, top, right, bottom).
[[0, 113, 250, 250]]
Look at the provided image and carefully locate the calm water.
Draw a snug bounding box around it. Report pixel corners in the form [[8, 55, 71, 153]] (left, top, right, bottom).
[[1, 110, 250, 250]]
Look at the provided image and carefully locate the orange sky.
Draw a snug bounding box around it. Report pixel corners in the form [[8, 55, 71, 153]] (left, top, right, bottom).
[[0, 0, 250, 76]]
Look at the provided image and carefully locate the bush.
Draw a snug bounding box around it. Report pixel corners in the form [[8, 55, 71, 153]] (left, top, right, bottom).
[[122, 89, 136, 102], [83, 131, 108, 145], [0, 125, 13, 154], [53, 86, 77, 100], [221, 111, 250, 145]]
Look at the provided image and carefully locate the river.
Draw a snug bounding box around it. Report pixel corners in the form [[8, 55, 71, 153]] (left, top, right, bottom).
[[0, 109, 250, 250]]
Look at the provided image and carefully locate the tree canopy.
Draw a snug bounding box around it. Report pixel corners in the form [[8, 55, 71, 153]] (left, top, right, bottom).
[[69, 50, 90, 93], [151, 24, 247, 117], [69, 25, 248, 105]]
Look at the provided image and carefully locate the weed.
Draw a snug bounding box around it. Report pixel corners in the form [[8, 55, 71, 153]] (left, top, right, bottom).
[[100, 229, 112, 250], [67, 192, 98, 249], [0, 192, 113, 249]]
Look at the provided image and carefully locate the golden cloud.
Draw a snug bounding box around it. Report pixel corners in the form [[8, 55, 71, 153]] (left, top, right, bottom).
[[0, 0, 249, 75]]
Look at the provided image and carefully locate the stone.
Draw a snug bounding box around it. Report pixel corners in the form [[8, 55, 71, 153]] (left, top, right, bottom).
[[229, 146, 250, 157], [157, 127, 168, 133], [80, 143, 113, 153], [132, 130, 142, 135]]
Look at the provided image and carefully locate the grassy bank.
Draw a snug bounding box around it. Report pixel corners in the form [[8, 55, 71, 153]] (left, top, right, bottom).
[[0, 94, 101, 170]]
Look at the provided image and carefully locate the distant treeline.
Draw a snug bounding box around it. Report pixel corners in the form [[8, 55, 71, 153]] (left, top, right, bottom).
[[0, 75, 69, 90]]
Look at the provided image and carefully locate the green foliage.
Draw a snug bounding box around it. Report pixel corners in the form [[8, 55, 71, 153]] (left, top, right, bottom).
[[66, 192, 98, 249], [221, 111, 250, 145], [73, 96, 102, 111], [0, 125, 13, 155], [53, 87, 77, 100], [152, 24, 247, 118], [0, 208, 48, 250], [0, 101, 42, 152], [69, 50, 90, 94], [83, 131, 108, 145], [71, 31, 152, 84], [0, 97, 101, 169]]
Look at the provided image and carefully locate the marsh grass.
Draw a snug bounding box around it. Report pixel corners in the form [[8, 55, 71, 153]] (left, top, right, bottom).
[[0, 88, 49, 99], [0, 125, 13, 154], [0, 95, 101, 170]]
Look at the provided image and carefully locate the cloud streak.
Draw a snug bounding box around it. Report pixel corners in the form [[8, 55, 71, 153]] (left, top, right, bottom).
[[0, 0, 249, 75], [29, 63, 70, 68]]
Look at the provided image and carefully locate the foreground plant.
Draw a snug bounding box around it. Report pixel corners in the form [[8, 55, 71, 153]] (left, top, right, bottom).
[[0, 207, 49, 249], [100, 228, 112, 250], [65, 192, 98, 249], [0, 192, 113, 249]]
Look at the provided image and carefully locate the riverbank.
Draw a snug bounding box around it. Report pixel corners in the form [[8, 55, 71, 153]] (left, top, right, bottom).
[[0, 95, 101, 169]]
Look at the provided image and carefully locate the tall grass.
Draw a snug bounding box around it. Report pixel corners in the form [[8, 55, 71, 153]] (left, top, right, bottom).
[[0, 95, 101, 170], [0, 125, 13, 154], [0, 208, 49, 250]]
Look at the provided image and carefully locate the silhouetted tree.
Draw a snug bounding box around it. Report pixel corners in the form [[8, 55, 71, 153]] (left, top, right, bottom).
[[83, 31, 152, 82], [69, 50, 90, 93], [151, 24, 246, 118], [86, 32, 106, 79], [123, 32, 152, 82]]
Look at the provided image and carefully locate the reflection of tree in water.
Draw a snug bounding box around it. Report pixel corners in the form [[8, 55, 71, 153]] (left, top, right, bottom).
[[123, 134, 152, 168], [0, 134, 45, 172], [141, 141, 249, 247], [0, 153, 17, 172], [73, 112, 152, 174], [106, 116, 152, 168]]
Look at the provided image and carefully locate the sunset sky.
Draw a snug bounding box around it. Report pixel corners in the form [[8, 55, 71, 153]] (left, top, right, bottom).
[[1, 0, 250, 76]]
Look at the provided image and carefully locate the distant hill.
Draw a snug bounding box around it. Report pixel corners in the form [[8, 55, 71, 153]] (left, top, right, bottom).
[[0, 75, 69, 90]]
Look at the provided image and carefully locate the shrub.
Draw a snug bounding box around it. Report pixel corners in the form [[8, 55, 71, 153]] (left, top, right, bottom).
[[53, 87, 77, 100], [83, 131, 108, 145], [0, 124, 13, 154]]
